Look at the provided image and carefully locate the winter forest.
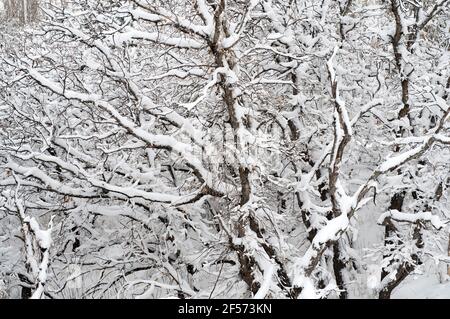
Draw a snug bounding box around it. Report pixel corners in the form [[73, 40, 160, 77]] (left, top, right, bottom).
[[0, 0, 449, 300]]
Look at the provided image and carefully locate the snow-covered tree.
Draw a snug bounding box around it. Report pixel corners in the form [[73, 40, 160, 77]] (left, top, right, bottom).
[[0, 0, 449, 299]]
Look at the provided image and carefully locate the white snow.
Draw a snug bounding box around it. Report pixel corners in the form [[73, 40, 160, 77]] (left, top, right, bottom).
[[378, 210, 445, 230]]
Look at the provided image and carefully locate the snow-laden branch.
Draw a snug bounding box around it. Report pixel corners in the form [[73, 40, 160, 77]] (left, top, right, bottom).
[[114, 28, 204, 49], [378, 210, 446, 230], [417, 0, 450, 31], [180, 67, 226, 110], [24, 67, 226, 197], [13, 181, 53, 299], [292, 54, 449, 295], [5, 152, 215, 206], [327, 46, 352, 138], [27, 216, 53, 299], [131, 0, 212, 38], [253, 261, 275, 299], [221, 0, 260, 49], [45, 22, 206, 147], [327, 46, 353, 216]]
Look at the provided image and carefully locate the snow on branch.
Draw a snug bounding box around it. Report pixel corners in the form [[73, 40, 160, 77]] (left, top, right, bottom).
[[417, 0, 450, 30], [23, 67, 226, 197], [13, 182, 54, 299], [131, 0, 212, 38], [114, 29, 204, 49], [327, 46, 352, 138], [26, 216, 54, 299], [180, 67, 226, 110], [378, 210, 446, 230], [48, 23, 206, 146]]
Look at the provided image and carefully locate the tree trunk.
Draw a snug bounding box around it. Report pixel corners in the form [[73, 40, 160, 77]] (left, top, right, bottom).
[[332, 241, 348, 299]]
